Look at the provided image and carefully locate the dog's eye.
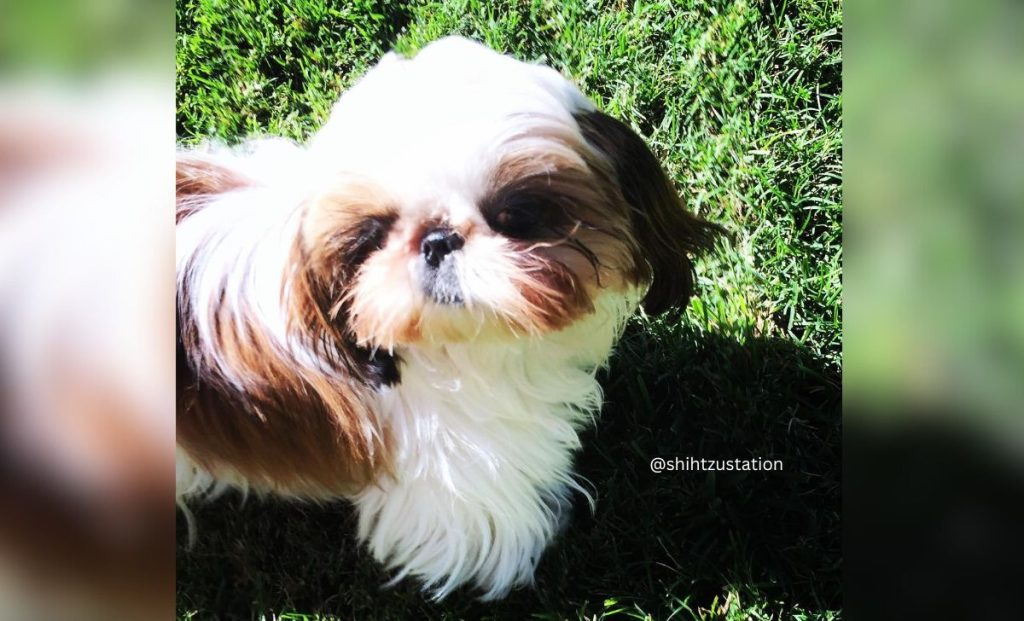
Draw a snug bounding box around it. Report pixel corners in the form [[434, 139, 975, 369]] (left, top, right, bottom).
[[490, 201, 543, 239], [347, 216, 393, 264], [356, 219, 387, 249]]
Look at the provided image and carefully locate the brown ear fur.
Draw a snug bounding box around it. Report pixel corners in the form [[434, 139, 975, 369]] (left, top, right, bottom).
[[175, 153, 252, 223], [175, 171, 397, 494], [575, 111, 722, 315]]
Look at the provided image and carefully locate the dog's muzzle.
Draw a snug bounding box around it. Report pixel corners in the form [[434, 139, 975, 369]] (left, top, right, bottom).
[[420, 228, 464, 305]]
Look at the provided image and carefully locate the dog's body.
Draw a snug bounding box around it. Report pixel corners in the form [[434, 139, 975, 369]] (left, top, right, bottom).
[[176, 37, 716, 599]]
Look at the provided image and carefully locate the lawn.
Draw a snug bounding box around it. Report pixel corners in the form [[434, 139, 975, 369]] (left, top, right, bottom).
[[176, 0, 842, 619]]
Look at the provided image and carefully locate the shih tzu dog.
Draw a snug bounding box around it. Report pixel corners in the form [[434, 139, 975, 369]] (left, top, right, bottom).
[[176, 36, 718, 600]]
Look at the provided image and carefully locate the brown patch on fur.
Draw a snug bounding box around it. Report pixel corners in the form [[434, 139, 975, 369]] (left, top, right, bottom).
[[481, 131, 642, 329], [176, 153, 252, 223], [177, 272, 390, 496], [512, 251, 594, 332], [292, 183, 410, 356], [176, 181, 399, 497], [573, 110, 722, 315]]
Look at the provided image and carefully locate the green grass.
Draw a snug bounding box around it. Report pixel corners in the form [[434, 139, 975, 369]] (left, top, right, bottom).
[[176, 0, 841, 618]]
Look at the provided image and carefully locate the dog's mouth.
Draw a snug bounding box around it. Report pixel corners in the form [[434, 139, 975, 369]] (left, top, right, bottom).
[[418, 227, 465, 306], [420, 252, 464, 306]]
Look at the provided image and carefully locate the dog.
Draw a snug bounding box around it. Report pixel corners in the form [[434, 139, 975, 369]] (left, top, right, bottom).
[[176, 36, 718, 600]]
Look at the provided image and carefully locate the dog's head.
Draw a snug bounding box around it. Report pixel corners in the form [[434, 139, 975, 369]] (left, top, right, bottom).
[[179, 37, 719, 353]]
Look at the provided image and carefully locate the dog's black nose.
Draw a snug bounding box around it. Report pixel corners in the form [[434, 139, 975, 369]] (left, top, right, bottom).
[[420, 228, 464, 268]]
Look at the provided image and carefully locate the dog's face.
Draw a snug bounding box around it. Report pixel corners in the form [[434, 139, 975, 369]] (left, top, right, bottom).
[[178, 37, 717, 356], [291, 38, 716, 351]]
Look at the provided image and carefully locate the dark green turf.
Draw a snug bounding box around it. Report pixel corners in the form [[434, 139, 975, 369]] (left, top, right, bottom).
[[177, 1, 841, 618]]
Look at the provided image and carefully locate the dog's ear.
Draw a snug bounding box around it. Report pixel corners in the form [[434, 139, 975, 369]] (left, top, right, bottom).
[[176, 152, 251, 222], [575, 110, 722, 316]]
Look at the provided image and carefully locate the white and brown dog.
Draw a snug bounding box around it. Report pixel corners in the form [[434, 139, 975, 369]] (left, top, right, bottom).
[[176, 36, 718, 600]]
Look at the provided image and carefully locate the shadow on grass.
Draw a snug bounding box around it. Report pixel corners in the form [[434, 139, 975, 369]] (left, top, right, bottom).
[[846, 416, 1024, 621], [176, 323, 840, 619]]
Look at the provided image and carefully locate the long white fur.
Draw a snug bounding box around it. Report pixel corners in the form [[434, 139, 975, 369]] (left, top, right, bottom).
[[177, 37, 642, 600], [353, 290, 633, 600]]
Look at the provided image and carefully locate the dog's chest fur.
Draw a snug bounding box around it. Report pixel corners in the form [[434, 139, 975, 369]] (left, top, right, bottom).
[[351, 293, 633, 598]]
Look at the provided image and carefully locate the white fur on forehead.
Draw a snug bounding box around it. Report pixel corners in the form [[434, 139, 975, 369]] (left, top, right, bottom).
[[309, 37, 595, 183], [409, 36, 593, 111]]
